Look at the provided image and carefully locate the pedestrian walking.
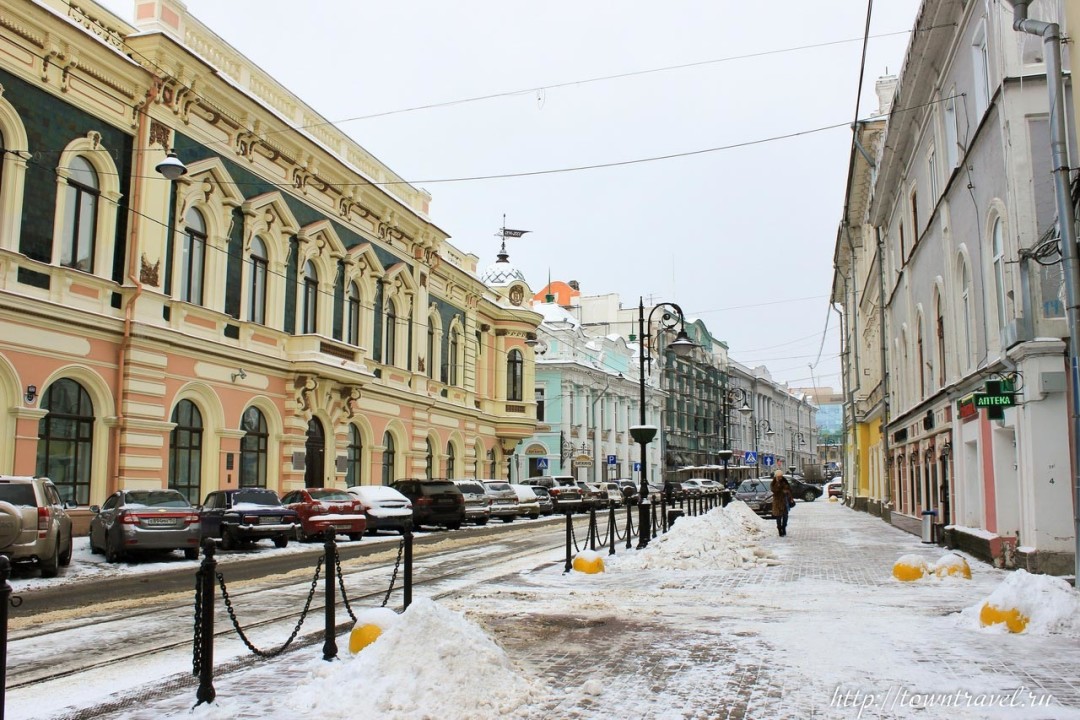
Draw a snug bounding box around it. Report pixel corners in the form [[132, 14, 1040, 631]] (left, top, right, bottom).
[[771, 470, 793, 537]]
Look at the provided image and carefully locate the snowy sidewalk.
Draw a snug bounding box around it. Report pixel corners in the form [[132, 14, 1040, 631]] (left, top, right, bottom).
[[46, 500, 1080, 719]]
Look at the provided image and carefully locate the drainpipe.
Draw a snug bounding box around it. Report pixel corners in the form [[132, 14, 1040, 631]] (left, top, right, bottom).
[[1005, 0, 1080, 585], [112, 81, 159, 494], [877, 225, 891, 507]]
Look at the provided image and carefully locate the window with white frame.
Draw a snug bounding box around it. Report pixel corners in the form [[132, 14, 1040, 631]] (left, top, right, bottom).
[[926, 148, 938, 202], [248, 236, 268, 324], [992, 218, 1007, 329], [180, 207, 206, 305], [60, 156, 99, 272], [347, 282, 361, 345], [449, 327, 461, 385], [944, 95, 959, 169], [972, 21, 990, 117], [385, 300, 397, 366], [960, 257, 974, 372], [426, 320, 436, 379], [301, 260, 318, 334]]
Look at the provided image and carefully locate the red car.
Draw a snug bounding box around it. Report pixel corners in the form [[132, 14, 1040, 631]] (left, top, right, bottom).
[[280, 488, 367, 542]]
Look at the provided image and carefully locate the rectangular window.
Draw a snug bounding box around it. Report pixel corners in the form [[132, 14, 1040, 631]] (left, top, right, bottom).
[[250, 258, 267, 324], [944, 96, 959, 169], [181, 232, 205, 304], [926, 149, 938, 201], [909, 188, 919, 243], [535, 388, 545, 421], [972, 22, 990, 117]]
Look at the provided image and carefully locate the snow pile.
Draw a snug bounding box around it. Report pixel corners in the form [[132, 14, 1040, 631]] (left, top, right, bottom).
[[961, 569, 1080, 635], [619, 502, 773, 571], [893, 552, 972, 581]]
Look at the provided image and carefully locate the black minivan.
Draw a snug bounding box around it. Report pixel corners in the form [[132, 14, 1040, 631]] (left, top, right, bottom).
[[391, 479, 466, 530]]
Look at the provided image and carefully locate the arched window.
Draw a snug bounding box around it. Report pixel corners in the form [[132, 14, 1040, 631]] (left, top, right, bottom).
[[61, 156, 99, 272], [425, 438, 435, 480], [427, 320, 436, 379], [506, 349, 524, 401], [992, 218, 1007, 329], [169, 400, 203, 505], [936, 295, 947, 388], [385, 301, 397, 366], [917, 317, 926, 399], [446, 442, 456, 479], [960, 258, 973, 372], [249, 236, 268, 324], [346, 424, 363, 486], [302, 261, 318, 334], [487, 448, 496, 479], [449, 328, 460, 386], [381, 432, 395, 486], [347, 282, 361, 345], [239, 407, 268, 488], [35, 378, 94, 505], [181, 207, 207, 305]]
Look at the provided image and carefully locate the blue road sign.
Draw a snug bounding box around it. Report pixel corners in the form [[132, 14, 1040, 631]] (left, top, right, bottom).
[[536, 457, 549, 470], [743, 451, 758, 465], [633, 462, 641, 472], [763, 454, 775, 467], [607, 455, 617, 465]]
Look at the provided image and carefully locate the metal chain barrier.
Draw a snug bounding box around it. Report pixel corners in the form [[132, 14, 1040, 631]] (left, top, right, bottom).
[[334, 547, 357, 623], [612, 505, 627, 542], [570, 513, 582, 552], [216, 555, 322, 659], [380, 538, 405, 608]]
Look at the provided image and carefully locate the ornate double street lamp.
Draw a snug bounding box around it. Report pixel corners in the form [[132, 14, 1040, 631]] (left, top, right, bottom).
[[720, 388, 752, 488], [631, 297, 696, 549], [790, 431, 805, 473], [755, 419, 776, 477]]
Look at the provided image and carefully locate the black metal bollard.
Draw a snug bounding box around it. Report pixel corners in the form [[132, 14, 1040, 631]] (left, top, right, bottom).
[[323, 529, 337, 661], [403, 523, 413, 610], [564, 511, 573, 572], [625, 503, 633, 549], [660, 494, 668, 533], [588, 506, 597, 551], [196, 538, 217, 706], [1, 556, 10, 720], [608, 504, 616, 556]]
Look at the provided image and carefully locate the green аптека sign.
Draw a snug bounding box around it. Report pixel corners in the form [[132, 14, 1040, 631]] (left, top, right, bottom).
[[974, 393, 1015, 407]]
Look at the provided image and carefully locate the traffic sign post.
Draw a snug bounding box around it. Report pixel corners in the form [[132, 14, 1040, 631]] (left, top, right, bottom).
[[743, 451, 758, 466], [763, 454, 775, 467], [633, 462, 641, 472], [536, 457, 549, 471], [607, 455, 617, 466]]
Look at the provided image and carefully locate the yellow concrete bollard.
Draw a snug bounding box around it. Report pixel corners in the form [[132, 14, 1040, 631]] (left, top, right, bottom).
[[979, 603, 1029, 633], [572, 552, 605, 574], [934, 554, 971, 579], [892, 556, 928, 582], [349, 623, 383, 653]]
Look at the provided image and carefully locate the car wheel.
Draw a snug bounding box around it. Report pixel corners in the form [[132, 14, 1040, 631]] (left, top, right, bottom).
[[59, 531, 73, 566], [529, 514, 539, 520], [221, 528, 237, 551], [105, 532, 123, 564], [40, 539, 60, 578], [184, 547, 199, 560], [447, 522, 461, 531], [501, 516, 515, 523], [475, 518, 488, 526], [273, 534, 289, 548], [347, 533, 364, 542], [803, 490, 816, 502]]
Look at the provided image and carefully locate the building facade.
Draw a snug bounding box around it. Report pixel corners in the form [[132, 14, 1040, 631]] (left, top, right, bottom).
[[0, 0, 539, 530]]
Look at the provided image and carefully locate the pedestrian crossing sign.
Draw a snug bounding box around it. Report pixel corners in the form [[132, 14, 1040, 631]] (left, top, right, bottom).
[[743, 451, 758, 465], [536, 457, 549, 470]]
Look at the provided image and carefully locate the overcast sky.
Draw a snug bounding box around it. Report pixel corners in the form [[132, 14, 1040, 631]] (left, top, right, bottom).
[[98, 0, 922, 390]]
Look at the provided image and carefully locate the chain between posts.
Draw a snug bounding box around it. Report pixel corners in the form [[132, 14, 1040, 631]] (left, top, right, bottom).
[[216, 556, 322, 658], [334, 547, 356, 623], [381, 538, 405, 608]]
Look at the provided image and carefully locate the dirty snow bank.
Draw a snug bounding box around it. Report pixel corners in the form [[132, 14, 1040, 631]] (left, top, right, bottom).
[[960, 569, 1080, 635]]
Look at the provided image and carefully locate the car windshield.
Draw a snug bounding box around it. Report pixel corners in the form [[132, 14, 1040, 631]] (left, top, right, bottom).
[[484, 482, 512, 492], [0, 484, 36, 506], [308, 489, 352, 502], [457, 483, 485, 494], [233, 489, 280, 506], [123, 490, 190, 508], [420, 482, 457, 495], [530, 487, 550, 497], [737, 481, 767, 493]]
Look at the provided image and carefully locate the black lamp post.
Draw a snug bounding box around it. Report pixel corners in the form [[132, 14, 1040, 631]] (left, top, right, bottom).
[[790, 431, 805, 473], [633, 297, 696, 548], [719, 387, 752, 488], [755, 419, 776, 477]]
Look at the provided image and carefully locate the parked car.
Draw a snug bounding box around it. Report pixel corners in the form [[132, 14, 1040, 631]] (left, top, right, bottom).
[[528, 485, 556, 516], [478, 480, 519, 522], [734, 478, 773, 517], [576, 481, 607, 511], [786, 475, 823, 502], [663, 481, 686, 501], [681, 479, 706, 496], [531, 476, 584, 513], [199, 488, 300, 550], [391, 479, 466, 530], [0, 475, 73, 578], [510, 484, 541, 519], [452, 480, 491, 525], [825, 479, 844, 499], [347, 485, 413, 534], [699, 479, 723, 494], [280, 488, 367, 542], [599, 482, 625, 508], [616, 479, 640, 505], [89, 488, 201, 562]]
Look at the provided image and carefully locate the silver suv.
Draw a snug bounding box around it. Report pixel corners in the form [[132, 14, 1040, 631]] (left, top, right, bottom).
[[0, 476, 74, 577]]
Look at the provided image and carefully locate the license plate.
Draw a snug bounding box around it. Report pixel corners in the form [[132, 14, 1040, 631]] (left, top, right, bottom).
[[259, 516, 279, 524], [334, 523, 352, 530], [143, 517, 176, 527]]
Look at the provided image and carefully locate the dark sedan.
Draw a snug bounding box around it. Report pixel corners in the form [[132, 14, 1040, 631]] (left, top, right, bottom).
[[786, 476, 823, 502], [734, 479, 773, 518], [200, 488, 300, 550]]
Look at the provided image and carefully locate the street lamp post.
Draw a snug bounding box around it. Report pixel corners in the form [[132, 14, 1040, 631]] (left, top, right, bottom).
[[632, 297, 696, 548], [755, 419, 775, 477], [790, 431, 805, 474], [720, 387, 752, 489]]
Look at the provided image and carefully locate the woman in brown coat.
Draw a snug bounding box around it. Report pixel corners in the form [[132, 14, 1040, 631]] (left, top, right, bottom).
[[770, 470, 793, 537]]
